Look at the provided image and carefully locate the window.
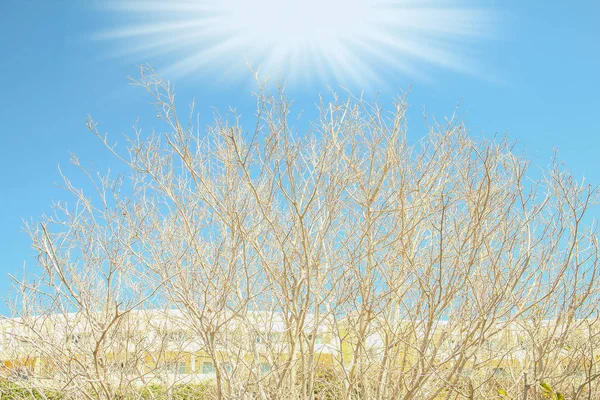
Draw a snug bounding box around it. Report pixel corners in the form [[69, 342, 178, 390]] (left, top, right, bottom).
[[167, 361, 186, 374], [202, 361, 215, 374], [256, 332, 280, 344]]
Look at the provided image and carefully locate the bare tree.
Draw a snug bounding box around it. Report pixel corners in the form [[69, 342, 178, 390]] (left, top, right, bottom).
[[4, 67, 599, 399]]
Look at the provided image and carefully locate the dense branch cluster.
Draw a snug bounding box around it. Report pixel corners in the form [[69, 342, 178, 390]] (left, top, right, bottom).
[[1, 68, 599, 399]]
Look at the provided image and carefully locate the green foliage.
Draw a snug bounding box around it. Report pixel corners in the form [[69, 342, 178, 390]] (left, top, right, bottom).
[[137, 382, 215, 400], [171, 383, 216, 399], [0, 380, 218, 400], [0, 380, 62, 400], [540, 381, 564, 400], [0, 377, 573, 400], [137, 384, 167, 399], [312, 366, 344, 400]]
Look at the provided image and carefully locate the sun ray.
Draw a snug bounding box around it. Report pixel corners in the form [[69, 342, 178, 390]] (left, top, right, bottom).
[[95, 0, 495, 87]]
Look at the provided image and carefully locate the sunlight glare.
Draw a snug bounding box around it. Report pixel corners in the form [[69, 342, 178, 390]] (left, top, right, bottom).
[[97, 0, 493, 87]]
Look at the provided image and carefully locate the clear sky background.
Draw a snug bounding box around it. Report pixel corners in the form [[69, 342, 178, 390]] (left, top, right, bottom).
[[0, 1, 599, 315]]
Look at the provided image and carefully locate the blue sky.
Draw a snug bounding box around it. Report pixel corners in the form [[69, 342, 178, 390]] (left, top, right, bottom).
[[0, 1, 599, 314]]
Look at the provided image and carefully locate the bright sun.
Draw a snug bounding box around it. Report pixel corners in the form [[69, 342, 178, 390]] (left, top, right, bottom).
[[97, 0, 493, 87]]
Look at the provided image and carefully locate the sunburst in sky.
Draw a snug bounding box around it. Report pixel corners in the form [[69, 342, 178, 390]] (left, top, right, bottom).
[[95, 0, 494, 87]]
